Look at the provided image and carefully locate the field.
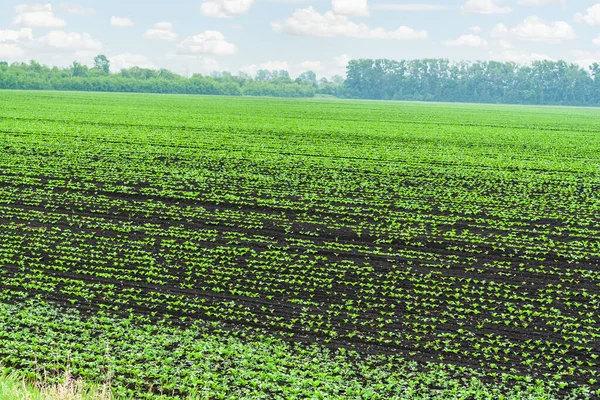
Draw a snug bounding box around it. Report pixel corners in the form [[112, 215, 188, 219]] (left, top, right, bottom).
[[0, 90, 599, 399]]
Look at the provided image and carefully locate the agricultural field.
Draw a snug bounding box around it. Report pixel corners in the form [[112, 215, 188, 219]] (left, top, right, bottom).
[[0, 90, 599, 399]]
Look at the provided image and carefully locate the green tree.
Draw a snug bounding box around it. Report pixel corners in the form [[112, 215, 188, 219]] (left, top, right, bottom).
[[256, 70, 272, 82], [70, 61, 88, 78], [296, 71, 318, 88], [93, 55, 110, 74]]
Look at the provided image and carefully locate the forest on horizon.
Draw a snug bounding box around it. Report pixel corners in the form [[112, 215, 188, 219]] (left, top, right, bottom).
[[2, 55, 600, 106]]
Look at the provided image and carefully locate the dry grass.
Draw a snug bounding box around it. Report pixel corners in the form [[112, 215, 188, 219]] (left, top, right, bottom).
[[0, 370, 112, 400]]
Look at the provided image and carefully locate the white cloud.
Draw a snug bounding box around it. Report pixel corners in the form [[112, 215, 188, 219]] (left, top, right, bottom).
[[519, 0, 564, 4], [110, 53, 157, 71], [334, 54, 350, 68], [491, 23, 509, 38], [443, 34, 488, 48], [299, 60, 323, 70], [110, 16, 134, 27], [511, 16, 575, 42], [594, 35, 600, 47], [240, 61, 291, 75], [470, 26, 482, 33], [305, 55, 353, 78], [176, 31, 237, 55], [496, 39, 514, 49], [165, 53, 220, 74], [0, 28, 33, 42], [320, 55, 354, 78], [38, 30, 102, 53], [572, 50, 600, 68], [260, 60, 290, 70], [201, 0, 255, 18], [0, 27, 32, 60], [0, 43, 25, 58], [461, 0, 511, 14], [490, 17, 575, 43], [144, 22, 177, 41], [60, 3, 96, 15], [273, 7, 427, 40], [575, 4, 600, 25], [332, 0, 369, 16], [370, 4, 451, 11], [331, 54, 351, 77], [12, 4, 66, 28]]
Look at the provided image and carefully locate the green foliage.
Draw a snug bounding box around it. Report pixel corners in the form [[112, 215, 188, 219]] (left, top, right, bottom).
[[5, 56, 600, 105], [0, 300, 591, 399], [0, 58, 326, 98], [93, 55, 110, 75], [342, 58, 600, 106], [0, 91, 599, 398]]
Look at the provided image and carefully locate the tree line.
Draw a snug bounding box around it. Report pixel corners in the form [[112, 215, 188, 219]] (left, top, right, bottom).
[[343, 58, 600, 106], [2, 55, 600, 106], [0, 55, 342, 98]]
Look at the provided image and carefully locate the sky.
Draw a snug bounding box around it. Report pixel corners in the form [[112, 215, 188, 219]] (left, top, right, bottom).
[[1, 0, 600, 78]]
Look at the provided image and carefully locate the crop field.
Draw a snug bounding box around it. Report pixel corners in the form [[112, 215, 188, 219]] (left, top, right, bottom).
[[0, 90, 600, 399]]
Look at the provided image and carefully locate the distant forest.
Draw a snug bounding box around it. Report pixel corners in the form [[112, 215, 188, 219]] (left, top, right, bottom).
[[1, 55, 600, 106]]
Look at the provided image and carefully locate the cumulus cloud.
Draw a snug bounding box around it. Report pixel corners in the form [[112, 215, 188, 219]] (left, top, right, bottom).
[[38, 30, 102, 53], [0, 28, 33, 42], [519, 0, 564, 4], [0, 43, 25, 58], [461, 0, 511, 14], [332, 0, 369, 16], [443, 34, 488, 48], [572, 50, 600, 68], [299, 60, 323, 71], [273, 7, 427, 40], [165, 53, 220, 75], [511, 16, 574, 42], [491, 23, 509, 38], [330, 54, 351, 77], [176, 31, 237, 55], [12, 4, 66, 28], [496, 39, 514, 49], [201, 0, 255, 18], [110, 53, 158, 71], [334, 54, 350, 68], [144, 22, 177, 41], [594, 35, 600, 47], [575, 4, 600, 25], [110, 16, 134, 27], [60, 3, 96, 15], [490, 17, 575, 43], [0, 27, 32, 60]]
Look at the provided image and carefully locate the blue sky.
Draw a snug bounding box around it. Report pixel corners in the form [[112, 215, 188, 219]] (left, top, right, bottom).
[[1, 0, 600, 77]]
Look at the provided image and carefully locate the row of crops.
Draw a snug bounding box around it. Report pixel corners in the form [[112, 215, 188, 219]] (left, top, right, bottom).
[[1, 91, 599, 398]]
